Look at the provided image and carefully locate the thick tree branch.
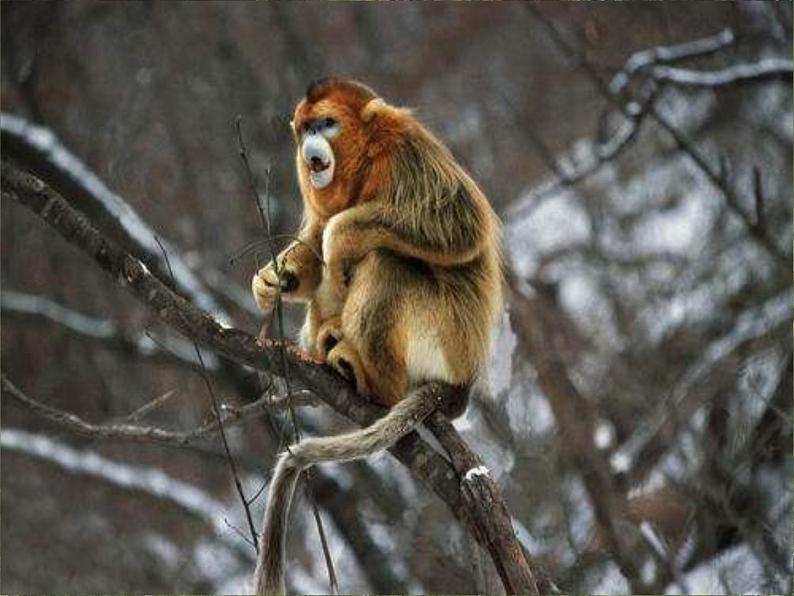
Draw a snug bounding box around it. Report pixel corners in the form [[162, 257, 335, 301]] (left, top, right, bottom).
[[427, 412, 545, 595], [1, 161, 541, 596], [0, 112, 232, 316]]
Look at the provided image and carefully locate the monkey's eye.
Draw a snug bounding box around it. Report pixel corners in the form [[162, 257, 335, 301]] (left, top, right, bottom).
[[319, 117, 340, 140]]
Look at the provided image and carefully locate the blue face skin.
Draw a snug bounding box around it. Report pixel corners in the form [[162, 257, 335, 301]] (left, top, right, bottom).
[[299, 117, 339, 189], [301, 117, 340, 140]]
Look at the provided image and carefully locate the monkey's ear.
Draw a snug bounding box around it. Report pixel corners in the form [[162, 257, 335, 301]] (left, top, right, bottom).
[[361, 98, 388, 123]]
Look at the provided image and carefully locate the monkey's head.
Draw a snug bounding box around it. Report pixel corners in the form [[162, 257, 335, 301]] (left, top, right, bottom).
[[292, 78, 394, 216]]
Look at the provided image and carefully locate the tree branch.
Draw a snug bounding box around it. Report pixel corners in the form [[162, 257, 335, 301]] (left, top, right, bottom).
[[0, 112, 235, 316], [1, 289, 210, 368], [506, 27, 736, 220], [1, 161, 541, 596], [1, 373, 308, 446], [1, 426, 254, 569], [608, 28, 736, 95], [427, 412, 544, 595], [524, 7, 789, 267], [650, 58, 792, 88]]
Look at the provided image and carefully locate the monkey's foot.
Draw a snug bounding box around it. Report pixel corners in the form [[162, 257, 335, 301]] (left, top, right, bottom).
[[327, 341, 371, 396], [316, 317, 344, 359]]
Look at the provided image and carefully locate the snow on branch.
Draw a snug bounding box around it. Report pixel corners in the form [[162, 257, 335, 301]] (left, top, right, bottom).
[[1, 426, 253, 562], [651, 58, 793, 88], [609, 28, 736, 95], [524, 6, 790, 267], [0, 112, 245, 320], [612, 289, 793, 481]]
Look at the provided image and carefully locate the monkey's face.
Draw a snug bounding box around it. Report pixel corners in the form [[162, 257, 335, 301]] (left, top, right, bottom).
[[293, 113, 339, 190], [292, 82, 375, 215]]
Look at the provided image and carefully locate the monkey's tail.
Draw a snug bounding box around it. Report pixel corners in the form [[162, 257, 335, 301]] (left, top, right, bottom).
[[252, 381, 450, 595]]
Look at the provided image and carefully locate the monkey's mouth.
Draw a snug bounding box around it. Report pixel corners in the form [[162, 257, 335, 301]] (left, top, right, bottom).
[[308, 156, 331, 173], [302, 135, 335, 189]]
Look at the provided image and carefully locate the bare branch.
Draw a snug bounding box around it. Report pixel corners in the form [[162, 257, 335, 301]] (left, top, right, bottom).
[[613, 290, 792, 484], [123, 389, 179, 423], [507, 25, 738, 220], [650, 58, 792, 88], [609, 28, 736, 95], [229, 234, 324, 269], [752, 165, 766, 231], [427, 412, 541, 596], [506, 274, 655, 593], [0, 112, 230, 317], [155, 236, 260, 553], [504, 80, 656, 221], [1, 374, 310, 447]]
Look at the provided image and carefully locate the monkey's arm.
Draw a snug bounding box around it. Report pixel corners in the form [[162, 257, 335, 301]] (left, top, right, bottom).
[[252, 219, 323, 311], [323, 183, 494, 295], [323, 128, 496, 287]]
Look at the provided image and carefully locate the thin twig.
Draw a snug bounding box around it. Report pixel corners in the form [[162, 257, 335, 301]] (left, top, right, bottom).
[[2, 374, 261, 444], [123, 389, 179, 422], [155, 236, 260, 553], [752, 165, 766, 231], [225, 517, 259, 550], [228, 234, 325, 267], [246, 477, 271, 507]]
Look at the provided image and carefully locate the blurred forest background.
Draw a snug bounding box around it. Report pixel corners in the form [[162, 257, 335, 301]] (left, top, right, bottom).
[[1, 2, 791, 594]]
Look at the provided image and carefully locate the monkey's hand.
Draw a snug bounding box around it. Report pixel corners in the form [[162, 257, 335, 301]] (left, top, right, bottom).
[[251, 227, 324, 312], [252, 260, 299, 312]]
